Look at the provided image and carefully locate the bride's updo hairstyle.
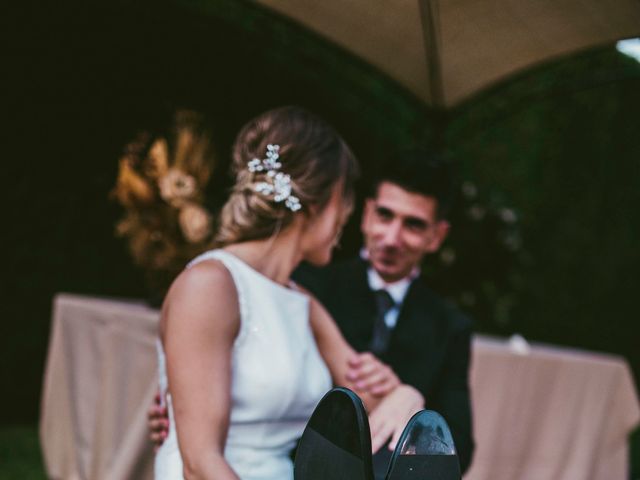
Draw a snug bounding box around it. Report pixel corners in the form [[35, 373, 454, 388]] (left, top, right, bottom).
[[216, 106, 359, 245]]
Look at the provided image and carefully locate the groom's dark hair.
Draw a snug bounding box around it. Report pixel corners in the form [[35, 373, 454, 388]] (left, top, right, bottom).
[[370, 148, 455, 219]]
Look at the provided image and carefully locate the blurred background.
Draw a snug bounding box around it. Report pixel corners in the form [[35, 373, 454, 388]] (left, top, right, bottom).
[[2, 0, 639, 477]]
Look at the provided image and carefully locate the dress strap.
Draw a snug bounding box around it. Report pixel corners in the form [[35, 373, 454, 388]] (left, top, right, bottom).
[[186, 250, 251, 348]]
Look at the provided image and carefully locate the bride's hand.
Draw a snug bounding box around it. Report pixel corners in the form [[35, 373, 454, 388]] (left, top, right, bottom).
[[346, 352, 400, 397], [369, 384, 425, 453]]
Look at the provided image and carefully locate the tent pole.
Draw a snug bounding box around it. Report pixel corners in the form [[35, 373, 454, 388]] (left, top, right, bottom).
[[418, 0, 447, 151]]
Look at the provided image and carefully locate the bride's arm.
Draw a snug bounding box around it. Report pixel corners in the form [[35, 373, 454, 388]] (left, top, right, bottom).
[[307, 295, 384, 408], [307, 296, 412, 396], [308, 296, 424, 452], [161, 262, 240, 480]]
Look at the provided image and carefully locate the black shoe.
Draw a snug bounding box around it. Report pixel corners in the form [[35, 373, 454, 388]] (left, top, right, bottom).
[[384, 410, 461, 480], [294, 387, 374, 480]]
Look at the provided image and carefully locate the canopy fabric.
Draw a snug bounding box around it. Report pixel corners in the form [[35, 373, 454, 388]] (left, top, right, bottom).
[[256, 0, 640, 107]]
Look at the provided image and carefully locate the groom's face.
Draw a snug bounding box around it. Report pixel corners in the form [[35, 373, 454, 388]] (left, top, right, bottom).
[[361, 182, 449, 282]]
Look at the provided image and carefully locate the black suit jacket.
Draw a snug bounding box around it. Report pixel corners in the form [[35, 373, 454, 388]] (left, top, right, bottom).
[[293, 257, 475, 473]]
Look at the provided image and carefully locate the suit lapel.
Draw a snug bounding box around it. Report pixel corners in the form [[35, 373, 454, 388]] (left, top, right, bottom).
[[331, 258, 377, 352]]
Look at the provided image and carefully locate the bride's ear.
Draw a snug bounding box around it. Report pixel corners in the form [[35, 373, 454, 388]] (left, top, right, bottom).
[[292, 205, 316, 231], [304, 203, 322, 219]]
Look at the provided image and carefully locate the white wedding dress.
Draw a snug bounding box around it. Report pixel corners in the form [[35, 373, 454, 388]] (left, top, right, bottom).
[[155, 249, 332, 480]]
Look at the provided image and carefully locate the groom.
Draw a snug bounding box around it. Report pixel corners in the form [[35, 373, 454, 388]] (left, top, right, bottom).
[[150, 148, 474, 475], [294, 149, 474, 475]]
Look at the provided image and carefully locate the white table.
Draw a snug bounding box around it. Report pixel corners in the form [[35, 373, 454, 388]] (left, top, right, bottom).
[[40, 293, 640, 479]]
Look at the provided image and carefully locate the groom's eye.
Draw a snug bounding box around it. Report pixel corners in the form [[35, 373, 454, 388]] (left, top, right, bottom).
[[375, 206, 394, 222], [405, 217, 429, 232]]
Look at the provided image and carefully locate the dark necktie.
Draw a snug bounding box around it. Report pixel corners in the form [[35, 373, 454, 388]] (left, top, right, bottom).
[[369, 289, 395, 355]]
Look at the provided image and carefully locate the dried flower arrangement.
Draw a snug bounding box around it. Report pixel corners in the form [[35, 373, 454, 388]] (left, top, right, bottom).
[[111, 111, 216, 298]]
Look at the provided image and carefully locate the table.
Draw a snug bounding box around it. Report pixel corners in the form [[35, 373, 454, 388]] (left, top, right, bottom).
[[466, 336, 640, 480], [40, 294, 159, 480], [40, 293, 640, 480]]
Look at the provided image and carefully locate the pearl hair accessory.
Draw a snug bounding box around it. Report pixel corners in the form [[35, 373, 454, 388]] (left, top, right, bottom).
[[247, 144, 302, 212]]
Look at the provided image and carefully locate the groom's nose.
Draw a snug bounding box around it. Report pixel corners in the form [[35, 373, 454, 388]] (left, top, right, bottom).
[[380, 221, 402, 248]]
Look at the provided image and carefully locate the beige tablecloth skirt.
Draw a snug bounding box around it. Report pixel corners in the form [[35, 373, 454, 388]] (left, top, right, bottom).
[[40, 294, 159, 480], [40, 293, 640, 480], [467, 336, 640, 480]]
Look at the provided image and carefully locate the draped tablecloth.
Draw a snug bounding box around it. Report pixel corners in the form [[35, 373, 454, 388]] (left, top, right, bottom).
[[40, 294, 159, 480], [465, 336, 640, 480], [40, 293, 640, 480]]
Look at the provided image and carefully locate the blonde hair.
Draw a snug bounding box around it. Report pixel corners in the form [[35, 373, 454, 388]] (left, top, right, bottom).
[[215, 106, 358, 246]]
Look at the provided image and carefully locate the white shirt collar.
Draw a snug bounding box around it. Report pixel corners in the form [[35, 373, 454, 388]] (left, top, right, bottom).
[[360, 248, 420, 305], [366, 266, 415, 306]]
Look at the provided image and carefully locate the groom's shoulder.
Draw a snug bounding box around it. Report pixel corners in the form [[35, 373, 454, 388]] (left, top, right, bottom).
[[407, 276, 473, 333], [292, 256, 365, 295], [327, 256, 366, 275]]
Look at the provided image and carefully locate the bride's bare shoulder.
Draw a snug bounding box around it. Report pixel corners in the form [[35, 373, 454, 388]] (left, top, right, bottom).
[[160, 259, 239, 337]]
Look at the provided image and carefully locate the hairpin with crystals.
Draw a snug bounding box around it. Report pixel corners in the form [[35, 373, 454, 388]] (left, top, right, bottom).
[[247, 144, 302, 212]]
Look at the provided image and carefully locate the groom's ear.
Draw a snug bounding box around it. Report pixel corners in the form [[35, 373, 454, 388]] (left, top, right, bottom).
[[424, 220, 450, 254]]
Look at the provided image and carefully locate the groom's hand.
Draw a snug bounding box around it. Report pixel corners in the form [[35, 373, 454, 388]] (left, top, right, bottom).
[[346, 352, 400, 397], [148, 392, 169, 451]]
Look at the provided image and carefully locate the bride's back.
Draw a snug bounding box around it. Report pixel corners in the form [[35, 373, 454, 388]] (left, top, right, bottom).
[[155, 249, 331, 480]]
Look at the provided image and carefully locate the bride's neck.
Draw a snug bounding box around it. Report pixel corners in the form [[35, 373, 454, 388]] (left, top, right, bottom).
[[223, 227, 303, 286]]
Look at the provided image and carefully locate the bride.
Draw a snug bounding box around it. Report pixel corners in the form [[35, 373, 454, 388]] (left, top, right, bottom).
[[155, 106, 424, 480]]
